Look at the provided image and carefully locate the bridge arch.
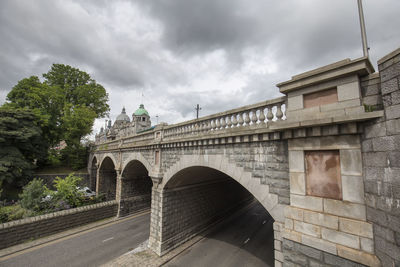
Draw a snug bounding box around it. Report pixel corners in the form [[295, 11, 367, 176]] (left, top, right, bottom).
[[160, 154, 284, 222], [98, 156, 117, 200], [118, 155, 153, 216], [121, 152, 152, 174]]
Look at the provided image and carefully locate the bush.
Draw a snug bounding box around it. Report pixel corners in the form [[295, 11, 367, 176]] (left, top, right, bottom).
[[19, 178, 49, 211], [0, 205, 33, 223], [53, 174, 84, 207]]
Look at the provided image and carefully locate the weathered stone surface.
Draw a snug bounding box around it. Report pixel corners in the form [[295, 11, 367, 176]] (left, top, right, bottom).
[[294, 221, 321, 238], [303, 210, 338, 230], [324, 199, 366, 220], [321, 228, 359, 249], [338, 218, 373, 238], [381, 78, 398, 95]]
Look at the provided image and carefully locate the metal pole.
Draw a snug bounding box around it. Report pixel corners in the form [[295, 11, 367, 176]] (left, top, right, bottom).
[[195, 104, 202, 119], [357, 0, 369, 57]]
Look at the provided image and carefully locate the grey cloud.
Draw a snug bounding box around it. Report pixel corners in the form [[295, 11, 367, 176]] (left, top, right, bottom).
[[1, 0, 400, 132]]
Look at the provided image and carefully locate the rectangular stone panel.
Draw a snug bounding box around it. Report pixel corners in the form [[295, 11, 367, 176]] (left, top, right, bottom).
[[303, 88, 338, 108], [305, 150, 342, 200]]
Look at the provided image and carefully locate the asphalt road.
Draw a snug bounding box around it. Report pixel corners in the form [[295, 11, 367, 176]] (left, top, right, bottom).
[[0, 211, 150, 267], [164, 202, 275, 267]]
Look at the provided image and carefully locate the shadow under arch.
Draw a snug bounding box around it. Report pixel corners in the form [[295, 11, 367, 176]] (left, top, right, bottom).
[[98, 156, 117, 200], [152, 165, 275, 265], [118, 159, 153, 217], [159, 154, 284, 222]]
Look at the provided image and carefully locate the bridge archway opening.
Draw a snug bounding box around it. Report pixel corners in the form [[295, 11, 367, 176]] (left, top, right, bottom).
[[118, 160, 153, 216], [150, 166, 274, 265], [98, 157, 117, 200], [90, 157, 97, 191]]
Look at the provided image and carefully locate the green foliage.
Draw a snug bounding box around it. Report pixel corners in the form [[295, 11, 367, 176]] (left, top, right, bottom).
[[5, 63, 110, 170], [53, 174, 84, 207], [0, 107, 47, 189], [19, 178, 49, 211], [61, 145, 89, 170], [0, 205, 34, 223], [363, 104, 376, 112]]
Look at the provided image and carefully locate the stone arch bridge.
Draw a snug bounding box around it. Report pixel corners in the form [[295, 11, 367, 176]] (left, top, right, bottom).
[[90, 50, 400, 267]]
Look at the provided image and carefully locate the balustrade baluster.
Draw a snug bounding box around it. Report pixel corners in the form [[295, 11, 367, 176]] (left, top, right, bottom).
[[259, 107, 265, 123], [211, 120, 216, 131], [276, 104, 283, 120], [221, 116, 226, 129], [232, 114, 238, 127], [226, 115, 232, 128], [238, 113, 244, 126], [206, 120, 211, 131], [266, 107, 273, 122], [244, 111, 250, 125], [251, 109, 258, 124], [215, 118, 221, 130]]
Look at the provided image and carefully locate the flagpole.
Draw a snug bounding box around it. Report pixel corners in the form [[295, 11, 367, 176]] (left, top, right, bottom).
[[357, 0, 369, 58]]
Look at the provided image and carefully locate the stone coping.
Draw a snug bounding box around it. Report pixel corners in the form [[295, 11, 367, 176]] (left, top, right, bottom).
[[377, 46, 400, 65], [277, 57, 374, 93], [0, 200, 117, 229]]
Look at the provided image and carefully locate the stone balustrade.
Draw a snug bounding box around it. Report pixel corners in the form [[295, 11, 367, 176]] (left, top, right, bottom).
[[162, 96, 286, 139], [94, 96, 286, 150]]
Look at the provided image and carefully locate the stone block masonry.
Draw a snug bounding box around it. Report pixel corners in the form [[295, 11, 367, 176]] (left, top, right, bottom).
[[0, 201, 118, 250], [361, 47, 400, 267], [148, 179, 252, 255], [283, 238, 367, 267], [118, 194, 151, 217]]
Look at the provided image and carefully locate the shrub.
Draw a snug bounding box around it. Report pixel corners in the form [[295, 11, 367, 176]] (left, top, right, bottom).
[[19, 178, 49, 211], [0, 205, 33, 223], [53, 174, 84, 207]]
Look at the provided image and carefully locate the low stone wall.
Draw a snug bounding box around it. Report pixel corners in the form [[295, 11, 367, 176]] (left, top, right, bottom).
[[118, 194, 151, 217], [0, 200, 118, 250]]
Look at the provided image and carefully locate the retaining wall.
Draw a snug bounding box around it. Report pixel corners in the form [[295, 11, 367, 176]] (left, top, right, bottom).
[[0, 200, 118, 249]]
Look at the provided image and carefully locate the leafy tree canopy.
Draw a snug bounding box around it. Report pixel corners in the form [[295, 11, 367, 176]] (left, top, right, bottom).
[[6, 64, 109, 148], [0, 107, 47, 188]]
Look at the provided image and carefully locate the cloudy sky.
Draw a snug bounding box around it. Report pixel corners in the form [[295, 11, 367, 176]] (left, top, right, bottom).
[[1, 0, 399, 137]]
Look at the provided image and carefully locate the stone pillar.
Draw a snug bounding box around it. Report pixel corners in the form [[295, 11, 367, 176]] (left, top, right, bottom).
[[148, 176, 163, 255], [115, 169, 123, 218], [96, 167, 101, 195], [274, 221, 284, 267]]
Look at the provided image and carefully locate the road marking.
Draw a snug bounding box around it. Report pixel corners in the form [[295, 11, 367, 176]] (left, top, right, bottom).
[[102, 237, 114, 243], [262, 220, 266, 225], [0, 210, 150, 262], [243, 238, 250, 244]]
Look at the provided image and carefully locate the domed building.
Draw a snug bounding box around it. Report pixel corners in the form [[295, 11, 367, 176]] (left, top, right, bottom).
[[95, 104, 153, 143], [133, 104, 151, 132]]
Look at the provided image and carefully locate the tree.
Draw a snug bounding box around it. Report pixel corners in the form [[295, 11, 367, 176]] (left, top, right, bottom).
[[6, 76, 63, 148], [0, 107, 47, 193], [5, 64, 110, 169]]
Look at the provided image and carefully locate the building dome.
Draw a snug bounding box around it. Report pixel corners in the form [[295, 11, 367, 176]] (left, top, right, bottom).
[[133, 104, 149, 116], [115, 107, 130, 122]]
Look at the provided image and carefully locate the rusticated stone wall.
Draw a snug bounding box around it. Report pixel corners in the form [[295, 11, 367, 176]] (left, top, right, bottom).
[[361, 48, 400, 267], [160, 140, 289, 205]]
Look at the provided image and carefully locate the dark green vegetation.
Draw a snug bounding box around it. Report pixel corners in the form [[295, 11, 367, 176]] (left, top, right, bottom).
[[0, 175, 105, 223], [1, 64, 109, 201]]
